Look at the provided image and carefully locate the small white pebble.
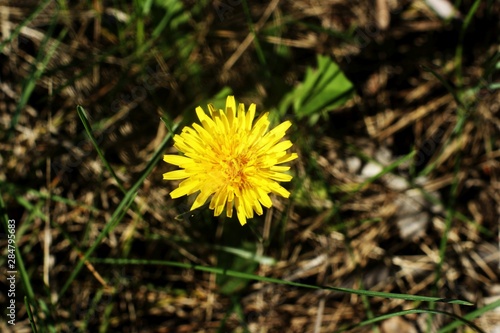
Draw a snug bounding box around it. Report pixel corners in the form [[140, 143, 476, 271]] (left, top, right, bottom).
[[425, 0, 461, 19], [361, 162, 383, 178], [346, 156, 362, 174]]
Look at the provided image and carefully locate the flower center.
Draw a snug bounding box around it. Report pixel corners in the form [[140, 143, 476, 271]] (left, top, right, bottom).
[[208, 134, 258, 191], [221, 154, 250, 184]]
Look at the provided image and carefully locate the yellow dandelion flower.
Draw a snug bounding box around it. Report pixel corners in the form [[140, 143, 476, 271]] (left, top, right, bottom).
[[163, 96, 298, 226]]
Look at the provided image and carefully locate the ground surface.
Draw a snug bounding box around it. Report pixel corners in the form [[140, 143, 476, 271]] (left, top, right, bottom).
[[0, 0, 499, 332]]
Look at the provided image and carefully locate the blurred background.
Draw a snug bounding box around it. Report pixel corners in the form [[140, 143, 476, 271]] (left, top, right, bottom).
[[0, 0, 499, 332]]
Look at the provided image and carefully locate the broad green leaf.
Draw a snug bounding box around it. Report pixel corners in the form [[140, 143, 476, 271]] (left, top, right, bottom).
[[279, 55, 354, 125], [216, 221, 259, 295]]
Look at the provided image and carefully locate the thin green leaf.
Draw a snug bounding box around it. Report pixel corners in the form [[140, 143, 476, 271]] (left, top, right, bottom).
[[341, 308, 485, 333], [160, 116, 174, 134], [57, 190, 136, 299], [25, 296, 39, 333], [9, 21, 68, 139], [213, 244, 276, 266], [90, 258, 474, 306], [77, 105, 126, 193], [0, 181, 100, 213], [241, 0, 268, 73], [0, 0, 53, 52], [421, 64, 464, 108], [36, 299, 57, 333], [439, 298, 500, 332], [57, 121, 179, 300], [455, 0, 482, 86], [0, 192, 36, 306]]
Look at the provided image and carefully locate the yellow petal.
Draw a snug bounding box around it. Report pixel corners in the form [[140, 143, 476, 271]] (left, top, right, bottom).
[[192, 123, 213, 142], [213, 189, 228, 216], [253, 199, 263, 215], [210, 187, 227, 214], [267, 120, 292, 138], [246, 103, 256, 130], [235, 198, 247, 226], [191, 191, 212, 210], [170, 178, 200, 198], [257, 187, 272, 208], [268, 140, 293, 154], [195, 106, 208, 123], [270, 165, 290, 172], [270, 182, 290, 198], [226, 199, 234, 218], [242, 192, 254, 218], [225, 96, 236, 126], [197, 106, 216, 130], [237, 103, 246, 130], [163, 170, 190, 180], [247, 113, 270, 146], [163, 155, 193, 166], [277, 152, 298, 164], [267, 172, 293, 182]]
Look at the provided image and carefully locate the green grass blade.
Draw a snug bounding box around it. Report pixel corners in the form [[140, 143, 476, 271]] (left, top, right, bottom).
[[160, 116, 174, 135], [0, 191, 36, 305], [90, 257, 474, 306], [338, 150, 416, 202], [0, 0, 53, 52], [77, 106, 126, 193], [0, 181, 100, 213], [80, 288, 105, 332], [57, 121, 179, 300], [4, 186, 89, 265], [341, 308, 485, 333], [9, 19, 68, 139], [455, 0, 482, 85], [241, 0, 268, 75], [213, 244, 276, 265], [99, 298, 115, 333], [25, 296, 39, 333], [421, 64, 464, 108], [439, 298, 500, 332], [57, 190, 136, 300], [36, 299, 56, 333]]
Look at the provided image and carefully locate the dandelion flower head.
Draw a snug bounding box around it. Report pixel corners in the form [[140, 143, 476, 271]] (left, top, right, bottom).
[[163, 96, 297, 225]]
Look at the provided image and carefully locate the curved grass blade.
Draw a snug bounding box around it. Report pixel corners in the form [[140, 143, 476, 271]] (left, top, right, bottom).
[[438, 298, 500, 333], [0, 181, 99, 213], [339, 308, 485, 333], [90, 257, 474, 306], [0, 191, 36, 305], [8, 20, 68, 139], [25, 296, 39, 333], [0, 0, 52, 52], [57, 190, 136, 300], [57, 120, 179, 300], [77, 106, 125, 193], [455, 0, 482, 84]]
